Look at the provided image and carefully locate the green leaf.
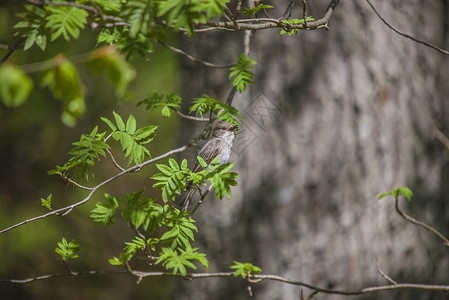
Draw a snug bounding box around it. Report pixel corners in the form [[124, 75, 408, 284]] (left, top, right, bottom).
[[377, 192, 393, 200], [241, 4, 273, 16], [41, 194, 52, 210], [230, 261, 261, 279], [137, 91, 182, 118], [55, 238, 82, 261], [113, 111, 126, 131], [152, 161, 189, 203], [280, 17, 315, 36], [14, 5, 48, 50], [45, 6, 88, 41], [208, 162, 238, 199], [90, 193, 120, 226], [378, 186, 413, 202], [126, 114, 137, 134], [101, 116, 117, 131], [87, 47, 135, 97], [229, 54, 256, 93], [156, 247, 209, 276], [394, 186, 413, 201], [0, 64, 33, 108], [121, 189, 163, 232]]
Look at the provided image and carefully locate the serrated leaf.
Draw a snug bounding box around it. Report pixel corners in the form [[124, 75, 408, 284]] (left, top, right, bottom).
[[113, 111, 126, 131]]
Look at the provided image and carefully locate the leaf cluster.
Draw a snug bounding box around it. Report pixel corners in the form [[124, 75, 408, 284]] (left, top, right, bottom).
[[189, 94, 242, 125], [48, 126, 110, 181], [55, 238, 82, 261], [137, 91, 182, 118], [280, 17, 316, 36], [91, 190, 208, 274], [241, 4, 273, 16], [377, 186, 413, 202], [102, 111, 158, 165], [158, 0, 229, 35], [152, 158, 190, 203], [230, 261, 262, 279], [229, 54, 257, 93]]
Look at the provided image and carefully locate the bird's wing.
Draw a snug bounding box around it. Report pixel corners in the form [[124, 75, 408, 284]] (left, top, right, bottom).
[[192, 138, 223, 173]]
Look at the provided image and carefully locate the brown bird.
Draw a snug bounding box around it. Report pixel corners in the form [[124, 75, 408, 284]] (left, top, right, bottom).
[[180, 120, 238, 210]]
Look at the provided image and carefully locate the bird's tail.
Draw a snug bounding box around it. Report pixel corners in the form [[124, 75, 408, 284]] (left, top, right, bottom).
[[176, 188, 197, 211]]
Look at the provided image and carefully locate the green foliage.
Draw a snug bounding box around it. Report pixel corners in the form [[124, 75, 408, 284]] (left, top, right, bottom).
[[102, 111, 158, 165], [14, 5, 48, 50], [55, 238, 82, 261], [121, 0, 154, 38], [91, 190, 163, 232], [280, 17, 315, 36], [45, 5, 89, 42], [87, 47, 136, 97], [137, 91, 182, 117], [207, 157, 238, 199], [156, 247, 209, 276], [90, 193, 120, 226], [82, 0, 122, 12], [157, 0, 229, 35], [48, 126, 110, 180], [230, 261, 262, 279], [109, 236, 147, 265], [189, 95, 242, 125], [241, 4, 273, 16], [378, 186, 413, 202], [121, 190, 164, 232], [40, 56, 85, 127], [152, 158, 190, 203], [229, 54, 256, 93], [0, 64, 33, 108], [161, 207, 197, 249], [40, 194, 53, 210]]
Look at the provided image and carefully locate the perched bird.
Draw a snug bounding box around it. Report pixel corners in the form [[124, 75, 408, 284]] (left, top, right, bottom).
[[180, 120, 238, 210]]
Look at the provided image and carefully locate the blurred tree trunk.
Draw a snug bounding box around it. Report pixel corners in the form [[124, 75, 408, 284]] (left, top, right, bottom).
[[176, 0, 449, 299]]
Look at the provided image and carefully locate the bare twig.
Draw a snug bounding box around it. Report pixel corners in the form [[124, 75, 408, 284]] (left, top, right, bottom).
[[3, 269, 449, 297], [1, 38, 25, 63], [157, 40, 234, 68], [105, 148, 125, 172], [433, 126, 449, 150], [394, 197, 449, 246], [302, 0, 309, 28], [172, 108, 210, 122], [376, 259, 398, 285], [0, 146, 188, 235], [366, 0, 449, 56], [0, 270, 128, 283], [282, 0, 296, 19]]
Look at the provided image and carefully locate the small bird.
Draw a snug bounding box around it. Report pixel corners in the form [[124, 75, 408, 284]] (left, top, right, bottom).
[[180, 120, 238, 210]]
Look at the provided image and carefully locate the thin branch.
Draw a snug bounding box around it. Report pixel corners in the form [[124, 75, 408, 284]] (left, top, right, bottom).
[[3, 269, 449, 296], [376, 259, 398, 285], [171, 108, 210, 122], [0, 270, 128, 283], [302, 0, 309, 28], [0, 146, 188, 235], [61, 174, 94, 191], [433, 126, 449, 150], [394, 197, 449, 246], [105, 148, 125, 172], [282, 0, 296, 19], [366, 0, 449, 56], [1, 38, 25, 63], [157, 40, 234, 68]]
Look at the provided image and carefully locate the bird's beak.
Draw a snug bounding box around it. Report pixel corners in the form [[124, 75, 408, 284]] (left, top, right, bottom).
[[232, 125, 239, 132]]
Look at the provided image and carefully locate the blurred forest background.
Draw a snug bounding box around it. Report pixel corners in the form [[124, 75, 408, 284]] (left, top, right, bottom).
[[1, 0, 449, 299]]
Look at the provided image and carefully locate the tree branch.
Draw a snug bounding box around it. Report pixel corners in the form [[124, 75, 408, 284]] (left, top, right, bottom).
[[157, 40, 234, 69], [0, 146, 188, 235], [394, 197, 449, 246], [366, 0, 449, 56], [4, 269, 449, 297]]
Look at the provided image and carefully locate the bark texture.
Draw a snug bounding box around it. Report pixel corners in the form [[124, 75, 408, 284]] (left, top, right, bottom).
[[176, 0, 449, 299]]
